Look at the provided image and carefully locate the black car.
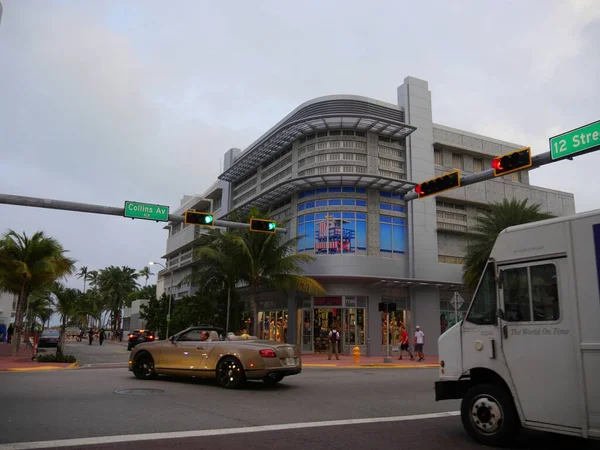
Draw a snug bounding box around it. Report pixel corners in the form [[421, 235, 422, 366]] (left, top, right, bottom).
[[37, 329, 59, 348], [127, 329, 155, 351]]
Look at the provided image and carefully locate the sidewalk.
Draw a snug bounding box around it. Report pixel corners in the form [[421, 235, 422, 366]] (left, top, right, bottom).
[[0, 342, 78, 372], [301, 353, 439, 369]]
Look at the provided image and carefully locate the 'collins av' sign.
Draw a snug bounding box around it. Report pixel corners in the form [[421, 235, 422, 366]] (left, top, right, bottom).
[[124, 201, 170, 222], [550, 119, 600, 160]]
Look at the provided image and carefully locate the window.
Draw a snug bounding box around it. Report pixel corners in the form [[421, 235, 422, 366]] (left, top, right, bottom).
[[502, 263, 559, 322], [297, 212, 367, 254], [380, 202, 405, 213], [434, 149, 442, 165], [452, 153, 463, 170], [473, 158, 483, 172], [380, 191, 404, 200], [178, 329, 206, 341], [297, 198, 367, 212], [466, 263, 497, 326], [298, 186, 366, 198], [379, 216, 405, 254]]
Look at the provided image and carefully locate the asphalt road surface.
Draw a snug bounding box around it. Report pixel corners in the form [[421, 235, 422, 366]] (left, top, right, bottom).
[[1, 361, 597, 450], [63, 340, 129, 366]]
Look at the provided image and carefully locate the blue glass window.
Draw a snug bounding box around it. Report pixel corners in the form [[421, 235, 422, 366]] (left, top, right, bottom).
[[342, 199, 355, 206], [342, 187, 355, 193], [356, 188, 366, 194], [379, 215, 405, 254], [316, 200, 328, 207], [380, 191, 392, 198], [356, 200, 367, 207], [298, 198, 368, 211], [328, 199, 342, 206], [380, 203, 393, 211], [315, 188, 327, 194], [297, 212, 367, 254], [328, 187, 342, 193]]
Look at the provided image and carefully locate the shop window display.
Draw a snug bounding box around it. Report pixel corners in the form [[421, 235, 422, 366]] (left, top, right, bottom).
[[381, 310, 411, 346], [257, 310, 288, 342]]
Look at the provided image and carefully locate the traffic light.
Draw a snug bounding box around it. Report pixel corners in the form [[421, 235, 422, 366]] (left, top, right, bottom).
[[491, 147, 532, 177], [414, 170, 461, 199], [249, 218, 276, 233], [184, 210, 214, 226]]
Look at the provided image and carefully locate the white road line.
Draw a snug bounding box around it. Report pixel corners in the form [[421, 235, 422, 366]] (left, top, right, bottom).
[[0, 410, 460, 449]]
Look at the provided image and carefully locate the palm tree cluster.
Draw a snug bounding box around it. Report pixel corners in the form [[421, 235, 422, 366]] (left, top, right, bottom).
[[462, 198, 554, 291], [188, 207, 326, 335], [0, 228, 156, 355]]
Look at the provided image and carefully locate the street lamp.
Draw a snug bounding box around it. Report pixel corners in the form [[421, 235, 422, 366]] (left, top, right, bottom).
[[149, 261, 173, 340]]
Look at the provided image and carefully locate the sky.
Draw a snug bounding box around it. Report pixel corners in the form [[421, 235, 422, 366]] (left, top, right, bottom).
[[0, 0, 599, 299]]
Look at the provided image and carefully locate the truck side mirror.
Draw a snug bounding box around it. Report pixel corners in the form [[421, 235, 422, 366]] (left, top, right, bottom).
[[496, 308, 505, 320]]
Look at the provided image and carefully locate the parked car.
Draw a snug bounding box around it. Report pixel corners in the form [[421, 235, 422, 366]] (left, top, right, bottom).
[[37, 329, 59, 348], [127, 329, 156, 351], [128, 326, 301, 389]]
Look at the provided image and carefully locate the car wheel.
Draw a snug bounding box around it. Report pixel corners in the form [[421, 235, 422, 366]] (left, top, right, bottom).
[[461, 383, 519, 447], [216, 356, 246, 389], [262, 374, 284, 386], [132, 352, 157, 380]]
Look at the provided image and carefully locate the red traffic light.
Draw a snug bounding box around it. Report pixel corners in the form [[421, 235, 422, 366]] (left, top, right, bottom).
[[491, 147, 532, 177], [415, 170, 461, 199]]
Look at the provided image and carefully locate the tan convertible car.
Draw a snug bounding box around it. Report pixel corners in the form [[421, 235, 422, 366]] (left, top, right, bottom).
[[128, 326, 302, 388]]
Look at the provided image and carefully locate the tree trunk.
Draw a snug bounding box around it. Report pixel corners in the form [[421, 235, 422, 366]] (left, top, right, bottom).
[[250, 292, 257, 336], [11, 282, 27, 356], [57, 318, 66, 357]]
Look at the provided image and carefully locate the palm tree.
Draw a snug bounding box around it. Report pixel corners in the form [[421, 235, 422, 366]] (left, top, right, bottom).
[[86, 270, 100, 291], [232, 207, 326, 335], [25, 291, 53, 331], [98, 266, 139, 330], [139, 266, 151, 287], [0, 230, 76, 355], [463, 198, 554, 291], [77, 266, 88, 293], [49, 283, 84, 356], [190, 228, 245, 334]]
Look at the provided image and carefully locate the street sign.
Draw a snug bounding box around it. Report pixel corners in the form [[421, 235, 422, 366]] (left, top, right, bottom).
[[450, 292, 464, 309], [550, 119, 600, 160], [124, 201, 170, 222]]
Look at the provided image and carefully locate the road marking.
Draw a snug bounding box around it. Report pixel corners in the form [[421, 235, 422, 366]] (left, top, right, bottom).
[[0, 410, 460, 449]]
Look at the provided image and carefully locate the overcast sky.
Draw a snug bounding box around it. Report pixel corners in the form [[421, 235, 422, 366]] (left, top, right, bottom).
[[1, 0, 599, 295]]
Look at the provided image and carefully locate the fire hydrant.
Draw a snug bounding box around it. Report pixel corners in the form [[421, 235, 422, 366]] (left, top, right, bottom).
[[353, 346, 360, 364]]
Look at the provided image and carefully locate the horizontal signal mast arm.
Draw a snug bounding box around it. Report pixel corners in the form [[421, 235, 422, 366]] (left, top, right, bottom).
[[0, 193, 288, 233], [404, 150, 556, 201]]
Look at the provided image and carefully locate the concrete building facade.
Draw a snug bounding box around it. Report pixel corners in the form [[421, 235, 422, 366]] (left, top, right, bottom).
[[160, 76, 575, 356]]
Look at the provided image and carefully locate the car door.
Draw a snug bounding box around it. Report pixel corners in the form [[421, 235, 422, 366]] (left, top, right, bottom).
[[498, 259, 580, 429], [169, 329, 215, 373]]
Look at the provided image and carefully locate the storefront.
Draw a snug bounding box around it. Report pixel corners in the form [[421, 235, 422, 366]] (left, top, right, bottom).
[[297, 296, 367, 355], [256, 299, 288, 343], [380, 298, 412, 350]]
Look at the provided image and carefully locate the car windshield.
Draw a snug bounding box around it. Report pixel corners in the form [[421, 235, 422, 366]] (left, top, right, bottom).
[[42, 330, 59, 337]]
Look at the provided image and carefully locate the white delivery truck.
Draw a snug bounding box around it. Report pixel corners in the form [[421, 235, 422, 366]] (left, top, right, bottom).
[[435, 209, 600, 446]]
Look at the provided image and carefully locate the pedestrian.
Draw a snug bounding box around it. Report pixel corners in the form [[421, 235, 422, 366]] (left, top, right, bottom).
[[99, 328, 105, 346], [398, 325, 414, 361], [414, 325, 425, 362], [328, 326, 340, 360], [88, 328, 94, 345]]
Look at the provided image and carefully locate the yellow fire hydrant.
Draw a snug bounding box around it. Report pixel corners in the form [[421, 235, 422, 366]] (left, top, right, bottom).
[[353, 346, 361, 364]]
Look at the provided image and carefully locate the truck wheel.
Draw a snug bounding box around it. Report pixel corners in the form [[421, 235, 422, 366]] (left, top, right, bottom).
[[461, 383, 519, 447]]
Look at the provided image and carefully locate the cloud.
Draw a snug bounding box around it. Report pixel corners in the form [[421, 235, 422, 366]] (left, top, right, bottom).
[[0, 0, 598, 313]]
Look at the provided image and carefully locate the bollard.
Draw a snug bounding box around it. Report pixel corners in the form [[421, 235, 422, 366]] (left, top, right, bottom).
[[353, 346, 360, 364]]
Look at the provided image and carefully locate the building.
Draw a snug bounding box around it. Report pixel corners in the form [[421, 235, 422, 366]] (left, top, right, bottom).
[[160, 76, 575, 356], [0, 290, 17, 339], [122, 299, 150, 333]]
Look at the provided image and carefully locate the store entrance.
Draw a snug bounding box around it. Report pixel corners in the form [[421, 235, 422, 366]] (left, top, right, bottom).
[[382, 310, 412, 348], [313, 308, 342, 353]]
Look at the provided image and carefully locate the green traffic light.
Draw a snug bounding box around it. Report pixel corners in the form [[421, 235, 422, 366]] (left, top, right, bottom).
[[268, 222, 275, 230], [204, 215, 213, 224]]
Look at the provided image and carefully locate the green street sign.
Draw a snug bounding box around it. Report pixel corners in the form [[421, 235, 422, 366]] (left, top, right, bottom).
[[124, 201, 170, 222], [550, 120, 600, 160]]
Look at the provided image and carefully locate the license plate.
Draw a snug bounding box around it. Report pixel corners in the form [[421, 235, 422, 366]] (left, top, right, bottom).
[[285, 357, 296, 366]]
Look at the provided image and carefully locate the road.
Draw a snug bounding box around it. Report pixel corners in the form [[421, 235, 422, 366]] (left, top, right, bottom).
[[64, 340, 129, 367], [0, 343, 597, 449]]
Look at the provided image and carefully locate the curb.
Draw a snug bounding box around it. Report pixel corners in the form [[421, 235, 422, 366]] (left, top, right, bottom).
[[3, 362, 79, 372], [303, 363, 439, 369]]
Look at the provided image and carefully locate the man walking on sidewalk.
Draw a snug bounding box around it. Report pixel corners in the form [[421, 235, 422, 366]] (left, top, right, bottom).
[[328, 326, 340, 360], [414, 325, 425, 362], [398, 325, 414, 360]]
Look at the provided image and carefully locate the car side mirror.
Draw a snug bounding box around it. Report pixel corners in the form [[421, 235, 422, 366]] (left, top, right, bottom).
[[170, 336, 176, 344]]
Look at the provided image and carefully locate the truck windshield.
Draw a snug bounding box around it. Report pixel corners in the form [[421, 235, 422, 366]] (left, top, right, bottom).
[[465, 263, 497, 326]]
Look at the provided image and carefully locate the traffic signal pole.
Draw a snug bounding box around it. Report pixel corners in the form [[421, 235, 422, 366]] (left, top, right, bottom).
[[0, 193, 289, 233], [404, 149, 558, 202]]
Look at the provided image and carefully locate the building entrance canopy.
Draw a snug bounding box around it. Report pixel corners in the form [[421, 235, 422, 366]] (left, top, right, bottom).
[[223, 174, 417, 219]]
